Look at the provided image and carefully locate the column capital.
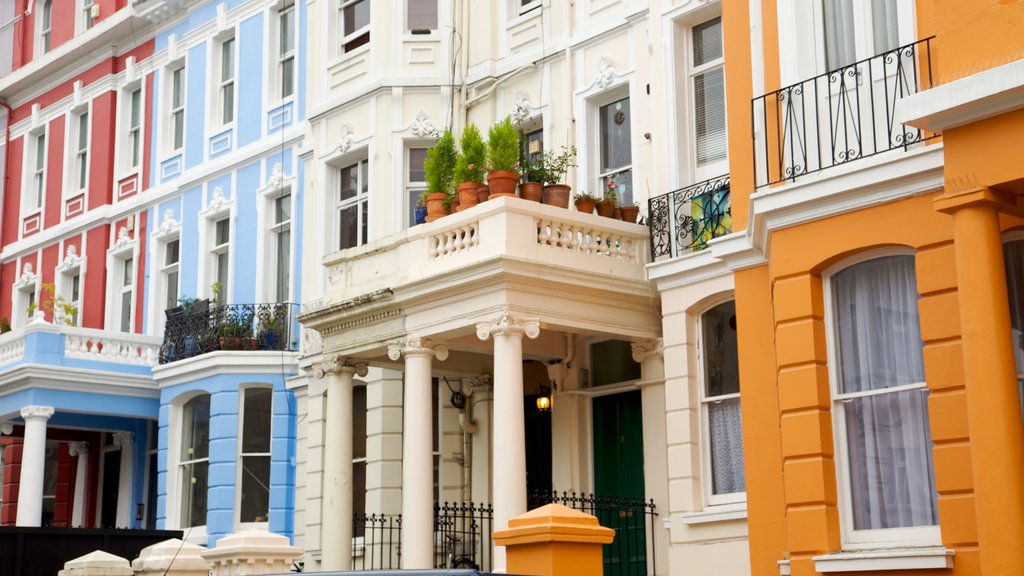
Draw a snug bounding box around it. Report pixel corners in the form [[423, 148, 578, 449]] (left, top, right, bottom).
[[476, 313, 540, 341], [112, 431, 133, 448], [20, 406, 54, 422], [0, 422, 13, 435], [631, 338, 664, 363], [313, 356, 369, 379], [461, 375, 491, 396], [387, 336, 449, 361], [68, 441, 89, 457], [935, 185, 1023, 215]]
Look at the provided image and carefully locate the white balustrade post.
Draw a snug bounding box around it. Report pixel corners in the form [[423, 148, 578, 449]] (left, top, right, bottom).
[[388, 337, 448, 569], [112, 432, 134, 528], [58, 550, 133, 576], [315, 356, 367, 571], [476, 314, 540, 572], [68, 441, 89, 527], [16, 405, 54, 527], [202, 528, 304, 575], [132, 539, 211, 576]]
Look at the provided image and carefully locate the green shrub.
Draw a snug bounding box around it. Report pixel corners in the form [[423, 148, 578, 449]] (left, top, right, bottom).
[[487, 117, 520, 172], [424, 130, 457, 194], [454, 124, 487, 184]]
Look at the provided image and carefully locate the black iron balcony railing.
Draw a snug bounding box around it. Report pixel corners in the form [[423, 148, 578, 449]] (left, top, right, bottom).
[[752, 37, 935, 188], [159, 301, 299, 364], [647, 174, 730, 261]]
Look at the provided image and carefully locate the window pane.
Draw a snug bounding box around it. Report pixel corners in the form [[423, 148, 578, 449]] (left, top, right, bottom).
[[123, 258, 134, 286], [708, 397, 745, 494], [217, 252, 229, 298], [71, 274, 80, 301], [221, 39, 234, 81], [166, 239, 180, 265], [281, 57, 294, 99], [120, 291, 132, 331], [276, 228, 291, 302], [360, 200, 368, 246], [223, 83, 234, 123], [131, 89, 141, 127], [524, 128, 544, 166], [823, 0, 856, 70], [600, 169, 633, 207], [692, 17, 722, 66], [36, 135, 45, 169], [172, 69, 184, 108], [833, 256, 924, 394], [407, 0, 437, 31], [181, 460, 208, 527], [408, 187, 424, 227], [702, 300, 739, 397], [166, 270, 179, 311], [408, 148, 427, 182], [78, 113, 89, 149], [344, 0, 370, 34], [339, 164, 358, 201], [872, 0, 900, 55], [599, 97, 631, 172], [182, 395, 211, 460], [695, 67, 727, 166], [339, 204, 358, 250], [216, 218, 230, 245], [844, 389, 937, 529], [275, 194, 291, 224], [239, 455, 271, 522], [173, 111, 184, 150], [280, 9, 294, 54], [242, 387, 273, 453]]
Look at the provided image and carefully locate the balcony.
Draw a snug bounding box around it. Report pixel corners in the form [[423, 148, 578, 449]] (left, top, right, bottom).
[[159, 302, 300, 364], [752, 37, 936, 188], [0, 321, 162, 369], [647, 175, 730, 261]]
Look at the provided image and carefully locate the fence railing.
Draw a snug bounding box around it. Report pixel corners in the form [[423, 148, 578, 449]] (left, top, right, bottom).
[[647, 174, 730, 261], [352, 513, 402, 570], [159, 302, 299, 364], [528, 490, 658, 576], [752, 37, 935, 188]]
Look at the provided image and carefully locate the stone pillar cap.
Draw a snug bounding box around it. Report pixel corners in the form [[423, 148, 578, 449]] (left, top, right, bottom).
[[58, 550, 133, 576], [131, 538, 213, 572], [201, 528, 303, 562], [493, 503, 615, 546]]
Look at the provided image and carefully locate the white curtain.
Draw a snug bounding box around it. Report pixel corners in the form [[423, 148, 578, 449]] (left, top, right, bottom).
[[709, 398, 745, 494], [833, 255, 938, 530], [823, 0, 856, 70]]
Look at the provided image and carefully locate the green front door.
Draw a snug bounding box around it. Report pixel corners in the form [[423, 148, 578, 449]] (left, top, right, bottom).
[[592, 391, 646, 575]]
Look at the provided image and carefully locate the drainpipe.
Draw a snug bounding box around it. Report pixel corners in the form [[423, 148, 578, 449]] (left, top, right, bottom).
[[458, 378, 479, 503], [0, 99, 11, 268]]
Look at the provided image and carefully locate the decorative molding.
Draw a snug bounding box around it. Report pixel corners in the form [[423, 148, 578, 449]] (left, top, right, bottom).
[[631, 338, 664, 363], [112, 227, 133, 251], [336, 123, 356, 154], [511, 91, 532, 124], [461, 375, 492, 396], [593, 57, 617, 90], [13, 263, 38, 290], [112, 431, 133, 448], [154, 209, 181, 238], [258, 162, 286, 196], [20, 405, 55, 421], [301, 328, 323, 357], [387, 336, 449, 361], [56, 245, 82, 273], [201, 186, 231, 216], [313, 356, 368, 379], [476, 313, 541, 341], [410, 111, 436, 138], [68, 441, 89, 457]]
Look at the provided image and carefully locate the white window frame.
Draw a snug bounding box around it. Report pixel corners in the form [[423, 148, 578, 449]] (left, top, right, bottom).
[[697, 297, 745, 507], [160, 236, 181, 313], [337, 0, 370, 56], [236, 385, 273, 528], [66, 105, 91, 196], [211, 34, 237, 127], [105, 232, 138, 333], [23, 127, 47, 216], [514, 0, 541, 18], [334, 155, 369, 251], [405, 145, 429, 228], [256, 166, 296, 304], [687, 16, 728, 182], [198, 189, 235, 303], [165, 63, 186, 154], [149, 211, 183, 336], [38, 0, 52, 55], [79, 0, 96, 33], [406, 0, 437, 32], [823, 248, 940, 550], [593, 90, 634, 207], [55, 251, 84, 327], [118, 83, 144, 174], [170, 392, 211, 540], [12, 269, 39, 329], [210, 217, 231, 302], [271, 1, 297, 103]]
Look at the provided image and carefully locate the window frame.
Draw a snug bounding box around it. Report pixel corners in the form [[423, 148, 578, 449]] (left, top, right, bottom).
[[214, 35, 237, 127], [236, 385, 273, 527], [79, 0, 95, 33], [335, 156, 370, 251], [274, 1, 297, 101], [23, 128, 47, 216], [161, 237, 181, 314], [176, 393, 211, 532], [117, 255, 135, 333], [105, 233, 138, 333], [406, 0, 437, 33], [210, 216, 231, 302], [165, 64, 187, 154], [405, 145, 429, 228], [697, 297, 745, 507], [119, 84, 145, 174], [594, 91, 634, 207], [823, 249, 940, 549], [687, 16, 728, 181], [67, 107, 91, 196], [39, 0, 52, 55], [337, 0, 371, 55], [57, 267, 82, 327], [13, 281, 38, 329]]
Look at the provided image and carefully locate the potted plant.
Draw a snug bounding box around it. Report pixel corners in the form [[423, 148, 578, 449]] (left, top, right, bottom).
[[486, 117, 520, 198], [574, 191, 598, 214], [621, 201, 641, 223], [518, 141, 544, 202], [454, 124, 487, 211], [540, 146, 577, 208], [0, 317, 10, 333], [597, 182, 619, 217], [424, 130, 457, 222]]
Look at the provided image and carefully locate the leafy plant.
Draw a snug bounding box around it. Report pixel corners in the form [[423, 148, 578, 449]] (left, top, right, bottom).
[[575, 191, 598, 202], [454, 124, 487, 185], [0, 317, 10, 333], [540, 146, 577, 185], [424, 130, 457, 194], [35, 282, 78, 326], [602, 182, 620, 204], [211, 282, 223, 304], [487, 117, 520, 172]]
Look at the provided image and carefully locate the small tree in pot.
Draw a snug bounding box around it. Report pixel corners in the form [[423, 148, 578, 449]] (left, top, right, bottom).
[[540, 146, 577, 208], [423, 130, 457, 222], [487, 117, 520, 198], [454, 124, 487, 211]]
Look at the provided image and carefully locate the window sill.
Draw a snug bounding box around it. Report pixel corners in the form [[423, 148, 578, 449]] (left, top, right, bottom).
[[678, 503, 747, 525], [327, 40, 371, 70], [812, 548, 954, 572]]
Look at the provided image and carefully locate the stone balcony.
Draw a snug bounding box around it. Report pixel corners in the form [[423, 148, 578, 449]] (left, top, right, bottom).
[[0, 318, 162, 371]]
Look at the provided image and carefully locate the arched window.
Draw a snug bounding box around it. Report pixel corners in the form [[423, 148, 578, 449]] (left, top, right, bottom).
[[180, 394, 210, 528]]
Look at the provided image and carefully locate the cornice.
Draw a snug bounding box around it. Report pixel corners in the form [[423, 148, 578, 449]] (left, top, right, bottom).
[[151, 350, 300, 388]]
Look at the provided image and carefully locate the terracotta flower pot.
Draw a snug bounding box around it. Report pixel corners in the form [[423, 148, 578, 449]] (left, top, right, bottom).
[[519, 182, 543, 202], [621, 205, 640, 223], [614, 208, 623, 220], [574, 198, 597, 214], [424, 192, 449, 222], [596, 200, 617, 217], [487, 170, 519, 198], [542, 184, 571, 208], [457, 182, 480, 211], [477, 185, 490, 203]]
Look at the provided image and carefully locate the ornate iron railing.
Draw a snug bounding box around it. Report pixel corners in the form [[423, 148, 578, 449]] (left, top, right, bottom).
[[529, 490, 658, 576], [752, 37, 935, 188], [352, 513, 402, 570], [648, 174, 730, 261], [158, 302, 299, 364]]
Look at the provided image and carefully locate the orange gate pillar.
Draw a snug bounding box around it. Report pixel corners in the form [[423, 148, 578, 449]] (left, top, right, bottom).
[[936, 186, 1024, 575], [493, 503, 614, 576]]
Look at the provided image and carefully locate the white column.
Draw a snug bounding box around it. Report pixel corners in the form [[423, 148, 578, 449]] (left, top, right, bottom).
[[315, 356, 367, 571], [477, 314, 540, 572], [388, 337, 448, 570], [113, 432, 134, 528], [16, 405, 54, 527], [68, 441, 90, 527]]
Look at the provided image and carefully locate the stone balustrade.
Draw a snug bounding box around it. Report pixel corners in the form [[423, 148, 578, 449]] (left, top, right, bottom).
[[64, 327, 162, 366], [0, 331, 26, 365]]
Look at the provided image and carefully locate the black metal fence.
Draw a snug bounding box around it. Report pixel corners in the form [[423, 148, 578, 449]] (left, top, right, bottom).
[[648, 174, 730, 261], [752, 37, 935, 188], [529, 490, 658, 576], [0, 526, 182, 576], [352, 513, 403, 570], [159, 301, 299, 364]]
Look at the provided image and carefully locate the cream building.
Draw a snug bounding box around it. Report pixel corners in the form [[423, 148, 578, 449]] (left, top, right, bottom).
[[292, 0, 743, 574]]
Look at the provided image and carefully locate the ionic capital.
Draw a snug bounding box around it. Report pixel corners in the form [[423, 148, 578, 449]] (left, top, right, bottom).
[[68, 442, 89, 457], [631, 338, 664, 363], [476, 313, 540, 341], [20, 406, 54, 422], [387, 336, 449, 361], [313, 356, 369, 379], [461, 375, 491, 397]]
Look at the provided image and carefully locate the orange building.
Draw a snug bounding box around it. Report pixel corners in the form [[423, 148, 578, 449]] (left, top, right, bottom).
[[711, 1, 1024, 575]]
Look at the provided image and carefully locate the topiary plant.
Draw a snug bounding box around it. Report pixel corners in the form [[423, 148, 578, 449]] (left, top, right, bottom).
[[424, 129, 457, 193], [454, 124, 487, 185], [487, 117, 520, 172]]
